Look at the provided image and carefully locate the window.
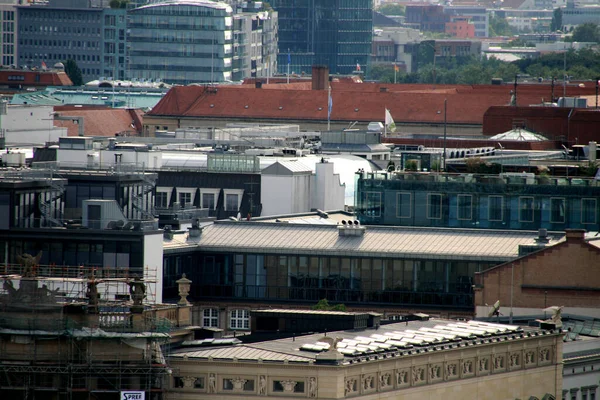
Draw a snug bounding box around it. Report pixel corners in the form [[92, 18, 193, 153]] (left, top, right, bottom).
[[488, 196, 503, 221], [179, 192, 191, 207], [194, 377, 205, 389], [155, 192, 168, 208], [519, 196, 534, 222], [427, 193, 442, 220], [230, 309, 249, 329], [550, 197, 565, 223], [202, 193, 215, 209], [363, 191, 382, 217], [173, 377, 184, 388], [225, 193, 238, 211], [582, 198, 597, 224], [457, 194, 472, 220], [273, 380, 305, 393], [203, 308, 218, 328], [396, 192, 411, 218]]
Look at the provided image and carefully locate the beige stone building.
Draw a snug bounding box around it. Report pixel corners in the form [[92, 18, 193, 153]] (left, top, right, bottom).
[[166, 317, 562, 400]]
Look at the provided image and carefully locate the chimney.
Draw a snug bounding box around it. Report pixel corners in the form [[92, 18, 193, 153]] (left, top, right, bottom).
[[163, 225, 173, 240], [338, 220, 366, 237], [534, 228, 550, 244], [565, 229, 585, 242], [188, 219, 202, 238], [311, 65, 329, 90]]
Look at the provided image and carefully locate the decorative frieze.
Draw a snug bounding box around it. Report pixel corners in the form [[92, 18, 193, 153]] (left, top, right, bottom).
[[493, 354, 506, 372], [478, 357, 490, 375], [445, 362, 459, 381], [509, 352, 521, 370], [396, 369, 410, 387], [379, 372, 392, 390], [412, 366, 426, 385], [345, 377, 358, 396], [461, 359, 475, 378], [524, 350, 536, 367], [429, 364, 442, 382], [362, 374, 376, 392]]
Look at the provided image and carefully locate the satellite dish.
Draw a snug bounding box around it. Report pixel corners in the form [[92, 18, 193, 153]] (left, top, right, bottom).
[[487, 300, 501, 318]]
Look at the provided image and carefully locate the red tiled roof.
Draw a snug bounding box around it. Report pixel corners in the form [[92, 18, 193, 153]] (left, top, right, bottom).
[[147, 83, 598, 125], [53, 106, 143, 137]]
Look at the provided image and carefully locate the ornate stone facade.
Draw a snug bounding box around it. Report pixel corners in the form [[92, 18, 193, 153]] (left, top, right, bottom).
[[168, 328, 562, 400]]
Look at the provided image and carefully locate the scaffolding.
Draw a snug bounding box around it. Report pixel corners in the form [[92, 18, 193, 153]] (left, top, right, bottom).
[[0, 264, 176, 400]]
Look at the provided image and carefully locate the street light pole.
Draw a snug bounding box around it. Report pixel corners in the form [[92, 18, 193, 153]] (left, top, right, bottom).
[[443, 98, 447, 171], [497, 142, 504, 175]]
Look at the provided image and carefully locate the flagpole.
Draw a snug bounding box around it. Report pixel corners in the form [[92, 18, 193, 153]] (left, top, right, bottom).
[[394, 65, 397, 84], [287, 48, 290, 84], [327, 85, 331, 131]]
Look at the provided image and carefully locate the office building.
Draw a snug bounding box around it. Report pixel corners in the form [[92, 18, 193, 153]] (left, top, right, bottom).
[[269, 0, 372, 75], [17, 0, 127, 83], [0, 2, 17, 67], [355, 171, 600, 232], [127, 0, 277, 85], [161, 215, 567, 322]]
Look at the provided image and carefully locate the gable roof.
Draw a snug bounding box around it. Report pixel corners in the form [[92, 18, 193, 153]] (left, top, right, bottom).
[[261, 160, 313, 175], [147, 83, 597, 125], [53, 107, 144, 137]]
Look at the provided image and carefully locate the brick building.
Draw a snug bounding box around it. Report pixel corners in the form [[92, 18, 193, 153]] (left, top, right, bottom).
[[473, 230, 600, 319], [483, 106, 600, 145]]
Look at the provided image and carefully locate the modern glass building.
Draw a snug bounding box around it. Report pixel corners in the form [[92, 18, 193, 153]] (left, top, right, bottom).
[[269, 0, 372, 75], [17, 0, 127, 83], [355, 171, 600, 231], [127, 0, 234, 85], [161, 221, 550, 313]]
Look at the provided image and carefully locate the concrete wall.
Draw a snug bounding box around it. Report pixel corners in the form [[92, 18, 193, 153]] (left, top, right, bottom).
[[312, 161, 345, 212], [3, 105, 67, 145], [261, 173, 312, 216], [144, 232, 164, 304]]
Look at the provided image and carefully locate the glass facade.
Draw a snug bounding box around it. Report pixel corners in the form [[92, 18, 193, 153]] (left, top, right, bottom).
[[356, 172, 600, 231], [163, 252, 492, 310], [0, 235, 145, 276], [270, 0, 372, 75], [17, 7, 126, 82], [128, 3, 233, 84]]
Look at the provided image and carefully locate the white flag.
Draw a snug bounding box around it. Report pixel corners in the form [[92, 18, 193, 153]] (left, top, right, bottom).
[[385, 109, 396, 132]]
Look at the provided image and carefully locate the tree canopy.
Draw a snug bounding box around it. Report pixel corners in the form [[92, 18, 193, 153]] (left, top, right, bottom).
[[488, 15, 514, 37], [367, 48, 600, 85], [376, 3, 405, 16], [312, 299, 346, 312], [567, 23, 600, 43], [63, 59, 83, 86]]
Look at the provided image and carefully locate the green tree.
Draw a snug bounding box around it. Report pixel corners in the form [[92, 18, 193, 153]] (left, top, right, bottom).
[[63, 59, 83, 86], [489, 15, 514, 37], [376, 3, 405, 16], [366, 63, 396, 83], [312, 299, 346, 312], [550, 8, 563, 32], [569, 23, 600, 43]]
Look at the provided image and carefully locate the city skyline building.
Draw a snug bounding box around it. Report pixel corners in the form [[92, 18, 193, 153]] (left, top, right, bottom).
[[17, 0, 127, 83], [269, 0, 372, 75]]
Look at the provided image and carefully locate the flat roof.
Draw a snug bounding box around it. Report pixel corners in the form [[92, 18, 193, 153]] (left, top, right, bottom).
[[163, 221, 564, 262], [170, 319, 553, 365]]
